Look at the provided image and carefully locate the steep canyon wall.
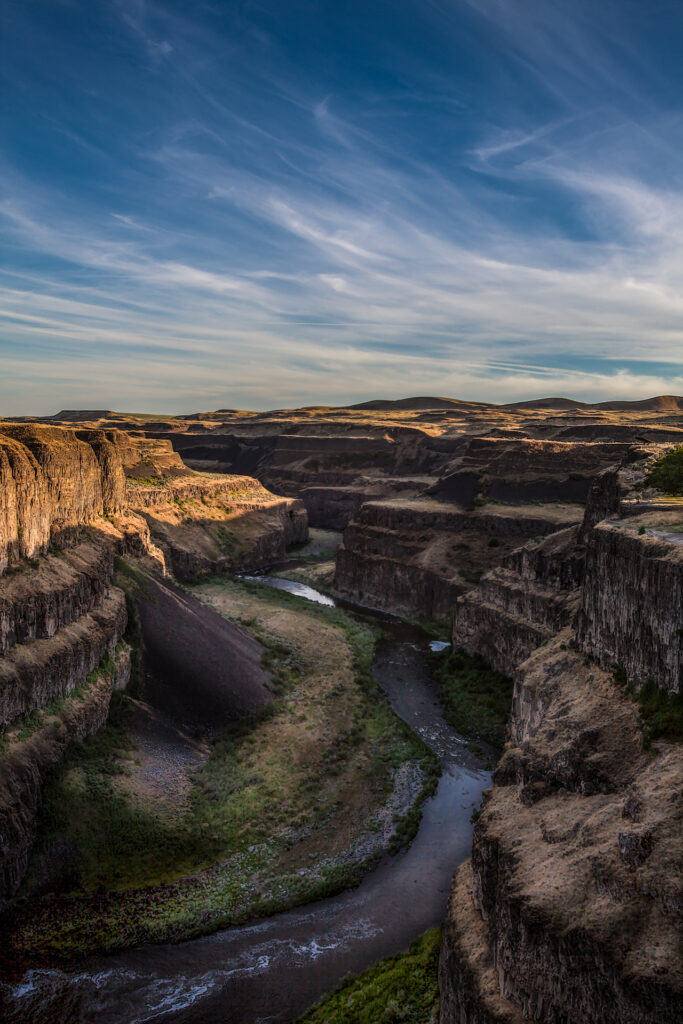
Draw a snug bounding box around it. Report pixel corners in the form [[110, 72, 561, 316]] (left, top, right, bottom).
[[0, 424, 308, 900], [439, 458, 682, 1022]]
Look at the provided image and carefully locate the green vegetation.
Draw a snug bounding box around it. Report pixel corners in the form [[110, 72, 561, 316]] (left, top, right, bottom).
[[389, 753, 440, 855], [403, 613, 451, 642], [435, 650, 513, 747], [296, 929, 441, 1024], [125, 475, 163, 486], [613, 669, 683, 746], [12, 578, 438, 958], [639, 445, 683, 496], [636, 683, 683, 745], [0, 650, 120, 755]]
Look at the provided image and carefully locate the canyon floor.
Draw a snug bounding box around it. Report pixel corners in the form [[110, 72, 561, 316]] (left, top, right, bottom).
[[0, 396, 681, 1023]]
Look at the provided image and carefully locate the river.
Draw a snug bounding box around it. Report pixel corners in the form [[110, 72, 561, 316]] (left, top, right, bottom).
[[2, 576, 491, 1024]]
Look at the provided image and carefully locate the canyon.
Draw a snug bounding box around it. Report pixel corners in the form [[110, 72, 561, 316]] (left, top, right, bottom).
[[0, 394, 681, 1023]]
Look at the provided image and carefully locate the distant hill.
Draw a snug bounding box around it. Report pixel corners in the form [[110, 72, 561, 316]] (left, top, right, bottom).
[[348, 396, 493, 412], [502, 397, 590, 411], [594, 395, 683, 412], [496, 395, 683, 413], [52, 409, 116, 420]]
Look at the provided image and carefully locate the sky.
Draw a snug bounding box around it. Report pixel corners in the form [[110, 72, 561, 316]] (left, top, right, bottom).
[[1, 0, 682, 414]]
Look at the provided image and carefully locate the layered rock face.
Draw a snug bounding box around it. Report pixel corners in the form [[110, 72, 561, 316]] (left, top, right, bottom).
[[0, 424, 192, 574], [0, 426, 120, 573], [335, 499, 583, 620], [0, 424, 308, 900], [434, 437, 634, 507], [0, 423, 308, 583], [0, 646, 130, 900], [144, 423, 440, 529], [452, 526, 584, 674], [125, 474, 307, 579], [439, 635, 681, 1024], [440, 472, 683, 1021], [259, 432, 436, 529], [576, 518, 682, 694], [0, 531, 129, 898]]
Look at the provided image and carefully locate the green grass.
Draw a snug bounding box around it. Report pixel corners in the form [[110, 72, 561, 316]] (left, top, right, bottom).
[[613, 669, 683, 746], [125, 475, 163, 486], [639, 445, 683, 496], [13, 578, 439, 958], [23, 641, 298, 896], [403, 614, 451, 641], [296, 928, 440, 1024], [1, 651, 119, 754], [435, 650, 513, 747]]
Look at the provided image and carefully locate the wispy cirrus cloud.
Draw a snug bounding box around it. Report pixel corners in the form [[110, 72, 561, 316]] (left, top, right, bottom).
[[0, 0, 681, 413]]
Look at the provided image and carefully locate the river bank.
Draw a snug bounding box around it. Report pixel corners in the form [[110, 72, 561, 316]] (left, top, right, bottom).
[[2, 540, 493, 1023]]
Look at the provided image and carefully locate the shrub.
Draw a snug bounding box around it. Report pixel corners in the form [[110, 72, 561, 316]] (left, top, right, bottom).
[[296, 928, 441, 1024], [436, 650, 513, 747], [639, 445, 683, 496]]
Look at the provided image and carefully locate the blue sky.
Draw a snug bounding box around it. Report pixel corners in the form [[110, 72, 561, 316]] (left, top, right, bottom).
[[1, 0, 682, 414]]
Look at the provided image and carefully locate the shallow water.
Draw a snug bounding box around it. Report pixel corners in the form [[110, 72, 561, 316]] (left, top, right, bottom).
[[3, 578, 489, 1024], [240, 574, 336, 606]]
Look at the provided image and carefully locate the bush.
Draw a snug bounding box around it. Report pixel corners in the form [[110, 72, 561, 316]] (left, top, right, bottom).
[[640, 445, 683, 496], [296, 928, 441, 1024], [436, 650, 513, 747], [613, 672, 683, 745]]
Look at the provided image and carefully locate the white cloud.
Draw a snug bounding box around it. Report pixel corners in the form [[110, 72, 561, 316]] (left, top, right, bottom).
[[1, 0, 681, 414]]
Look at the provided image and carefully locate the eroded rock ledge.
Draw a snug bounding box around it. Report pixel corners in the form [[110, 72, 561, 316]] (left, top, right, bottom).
[[335, 498, 582, 621], [0, 423, 309, 901], [440, 461, 682, 1023]]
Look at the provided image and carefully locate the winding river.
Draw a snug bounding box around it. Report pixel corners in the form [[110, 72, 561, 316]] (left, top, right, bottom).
[[3, 577, 492, 1024]]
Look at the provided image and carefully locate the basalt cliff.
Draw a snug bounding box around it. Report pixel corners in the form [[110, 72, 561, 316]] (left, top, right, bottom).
[[440, 463, 682, 1022], [1, 396, 681, 1022], [0, 423, 306, 901]]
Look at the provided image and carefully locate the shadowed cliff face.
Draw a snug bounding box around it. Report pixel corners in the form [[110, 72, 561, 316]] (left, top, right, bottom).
[[576, 519, 683, 694], [0, 407, 681, 1023], [334, 498, 585, 622], [438, 635, 682, 1024], [133, 575, 271, 731], [439, 456, 683, 1024], [0, 424, 309, 902]]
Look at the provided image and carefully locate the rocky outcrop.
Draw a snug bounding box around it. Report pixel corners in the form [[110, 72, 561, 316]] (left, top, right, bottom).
[[434, 438, 634, 508], [439, 861, 527, 1024], [0, 645, 130, 900], [452, 526, 584, 674], [440, 504, 683, 1024], [0, 423, 309, 901], [127, 475, 307, 580], [0, 423, 308, 584], [335, 499, 583, 620], [0, 537, 114, 657], [576, 520, 683, 694], [0, 587, 127, 728], [0, 426, 112, 573], [0, 426, 189, 574], [440, 635, 682, 1024]]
